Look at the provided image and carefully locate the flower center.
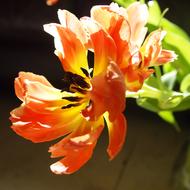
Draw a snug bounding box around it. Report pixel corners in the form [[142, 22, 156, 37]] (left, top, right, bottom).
[[61, 69, 91, 109]]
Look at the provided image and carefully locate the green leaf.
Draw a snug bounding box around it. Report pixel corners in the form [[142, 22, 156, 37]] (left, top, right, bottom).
[[161, 70, 177, 90], [145, 75, 159, 89], [161, 18, 190, 41], [163, 62, 175, 75], [147, 1, 190, 82], [137, 98, 160, 112], [180, 74, 190, 93], [114, 0, 136, 7], [163, 31, 190, 81], [147, 0, 161, 26], [159, 94, 183, 110], [148, 0, 190, 39], [168, 94, 190, 112], [158, 111, 180, 131]]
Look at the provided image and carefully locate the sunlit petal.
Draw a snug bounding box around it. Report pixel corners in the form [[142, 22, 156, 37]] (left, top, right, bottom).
[[58, 9, 88, 45], [14, 72, 77, 113], [141, 29, 166, 66], [104, 112, 127, 160], [49, 119, 104, 174], [156, 49, 177, 65], [91, 4, 131, 67], [122, 52, 154, 91], [82, 62, 126, 121], [11, 71, 89, 143], [10, 103, 86, 143], [15, 72, 53, 101], [81, 17, 117, 76], [127, 2, 148, 47], [44, 24, 89, 77]]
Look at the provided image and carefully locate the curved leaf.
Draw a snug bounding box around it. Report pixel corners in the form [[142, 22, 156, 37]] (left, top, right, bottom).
[[180, 74, 190, 93]]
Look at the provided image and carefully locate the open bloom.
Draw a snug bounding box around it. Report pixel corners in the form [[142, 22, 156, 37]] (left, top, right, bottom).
[[10, 10, 127, 174], [90, 2, 177, 91]]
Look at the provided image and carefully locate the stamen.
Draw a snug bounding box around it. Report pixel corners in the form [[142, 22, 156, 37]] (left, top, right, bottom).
[[87, 51, 94, 77], [72, 75, 90, 89], [81, 67, 90, 77], [62, 96, 83, 102], [70, 86, 87, 94], [62, 72, 90, 89], [61, 103, 81, 109]]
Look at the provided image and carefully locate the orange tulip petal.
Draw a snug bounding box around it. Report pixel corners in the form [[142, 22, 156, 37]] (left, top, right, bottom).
[[91, 3, 128, 35], [57, 10, 88, 45], [14, 72, 78, 114], [11, 71, 89, 142], [91, 4, 131, 67], [49, 119, 104, 174], [91, 4, 117, 32], [10, 106, 67, 143], [127, 2, 148, 47], [104, 112, 127, 160], [10, 103, 86, 143], [81, 17, 116, 76], [15, 72, 53, 101], [141, 29, 166, 66], [82, 62, 126, 121], [123, 66, 154, 92], [44, 24, 89, 77], [123, 66, 143, 91], [156, 49, 177, 65]]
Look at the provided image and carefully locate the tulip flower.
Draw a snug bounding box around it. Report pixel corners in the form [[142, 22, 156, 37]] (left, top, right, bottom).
[[90, 2, 177, 91], [10, 10, 127, 174]]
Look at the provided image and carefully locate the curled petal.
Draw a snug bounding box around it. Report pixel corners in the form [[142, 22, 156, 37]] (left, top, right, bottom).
[[49, 119, 104, 174], [14, 72, 77, 113], [10, 103, 86, 143], [123, 66, 143, 91], [91, 3, 128, 33], [121, 52, 154, 91], [91, 4, 131, 67], [15, 72, 53, 101], [141, 29, 167, 65], [11, 72, 89, 142], [90, 4, 114, 31], [57, 9, 88, 45], [81, 17, 117, 76], [109, 2, 128, 18], [156, 49, 177, 65], [104, 112, 127, 160], [123, 65, 154, 91], [91, 2, 148, 48], [127, 2, 149, 47], [82, 62, 126, 121], [44, 24, 89, 77]]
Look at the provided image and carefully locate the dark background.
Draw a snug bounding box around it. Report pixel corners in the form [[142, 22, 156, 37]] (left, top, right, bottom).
[[0, 0, 190, 190], [1, 0, 190, 96]]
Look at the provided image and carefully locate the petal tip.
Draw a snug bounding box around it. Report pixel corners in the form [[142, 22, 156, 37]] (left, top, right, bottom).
[[50, 161, 69, 175], [107, 149, 115, 161]]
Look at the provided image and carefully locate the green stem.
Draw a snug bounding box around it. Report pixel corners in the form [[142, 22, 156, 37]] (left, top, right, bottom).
[[126, 84, 161, 99], [158, 8, 169, 28], [154, 66, 165, 90]]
